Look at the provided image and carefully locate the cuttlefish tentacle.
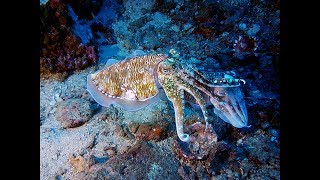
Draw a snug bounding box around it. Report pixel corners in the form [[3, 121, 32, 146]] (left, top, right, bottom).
[[171, 89, 190, 142], [158, 55, 248, 141], [158, 60, 212, 141], [231, 88, 248, 121], [227, 94, 246, 123], [198, 79, 246, 122], [197, 78, 247, 127], [181, 67, 245, 88], [176, 78, 210, 128], [179, 67, 246, 126], [209, 96, 233, 123], [209, 88, 248, 128]]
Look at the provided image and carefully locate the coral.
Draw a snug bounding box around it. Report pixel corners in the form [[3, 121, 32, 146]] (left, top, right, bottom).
[[40, 0, 97, 78], [193, 26, 216, 40], [40, 66, 68, 81], [90, 22, 116, 45], [173, 122, 219, 179], [68, 154, 89, 173]]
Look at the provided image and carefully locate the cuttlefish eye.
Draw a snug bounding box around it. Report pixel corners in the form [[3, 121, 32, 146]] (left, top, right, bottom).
[[159, 62, 173, 75], [162, 68, 170, 74]]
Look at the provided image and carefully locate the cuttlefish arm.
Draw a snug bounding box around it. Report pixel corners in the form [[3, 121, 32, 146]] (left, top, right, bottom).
[[178, 65, 249, 128], [158, 56, 249, 142], [171, 89, 190, 142], [177, 79, 210, 128], [157, 60, 191, 142]]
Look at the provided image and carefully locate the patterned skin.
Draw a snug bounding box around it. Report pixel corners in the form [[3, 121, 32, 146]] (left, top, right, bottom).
[[157, 55, 248, 142], [87, 54, 167, 111], [87, 50, 248, 142], [90, 54, 167, 101]]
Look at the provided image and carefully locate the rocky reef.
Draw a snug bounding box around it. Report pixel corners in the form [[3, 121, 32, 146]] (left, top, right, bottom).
[[40, 0, 280, 179]]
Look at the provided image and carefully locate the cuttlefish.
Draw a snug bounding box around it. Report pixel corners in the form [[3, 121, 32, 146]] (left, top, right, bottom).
[[87, 50, 248, 142]]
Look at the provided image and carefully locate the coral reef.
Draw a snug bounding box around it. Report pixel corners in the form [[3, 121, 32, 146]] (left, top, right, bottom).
[[40, 0, 97, 79], [40, 0, 280, 179]]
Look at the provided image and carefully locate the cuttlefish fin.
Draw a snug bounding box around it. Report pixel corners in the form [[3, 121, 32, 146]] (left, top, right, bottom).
[[104, 59, 119, 68], [103, 49, 147, 68], [133, 50, 147, 57]]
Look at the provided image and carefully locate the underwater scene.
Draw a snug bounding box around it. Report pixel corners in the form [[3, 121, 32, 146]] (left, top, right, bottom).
[[40, 0, 280, 179]]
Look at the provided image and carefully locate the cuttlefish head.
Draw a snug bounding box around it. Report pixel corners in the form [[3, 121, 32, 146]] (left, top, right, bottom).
[[210, 86, 249, 128], [156, 58, 178, 99], [157, 56, 249, 142], [177, 63, 249, 128], [157, 56, 249, 129]]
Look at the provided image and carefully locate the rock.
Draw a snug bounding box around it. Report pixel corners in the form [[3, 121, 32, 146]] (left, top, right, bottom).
[[88, 141, 180, 179], [40, 0, 48, 5], [182, 23, 193, 31], [129, 16, 151, 28], [171, 24, 180, 32], [238, 23, 247, 30], [261, 122, 271, 129], [103, 145, 117, 157], [247, 24, 261, 37], [55, 98, 93, 128], [173, 123, 219, 179], [141, 29, 161, 50], [173, 123, 219, 161], [68, 155, 89, 173], [122, 38, 137, 50], [131, 121, 170, 141], [105, 149, 116, 157], [268, 128, 279, 138], [114, 125, 126, 137], [128, 122, 139, 134]]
